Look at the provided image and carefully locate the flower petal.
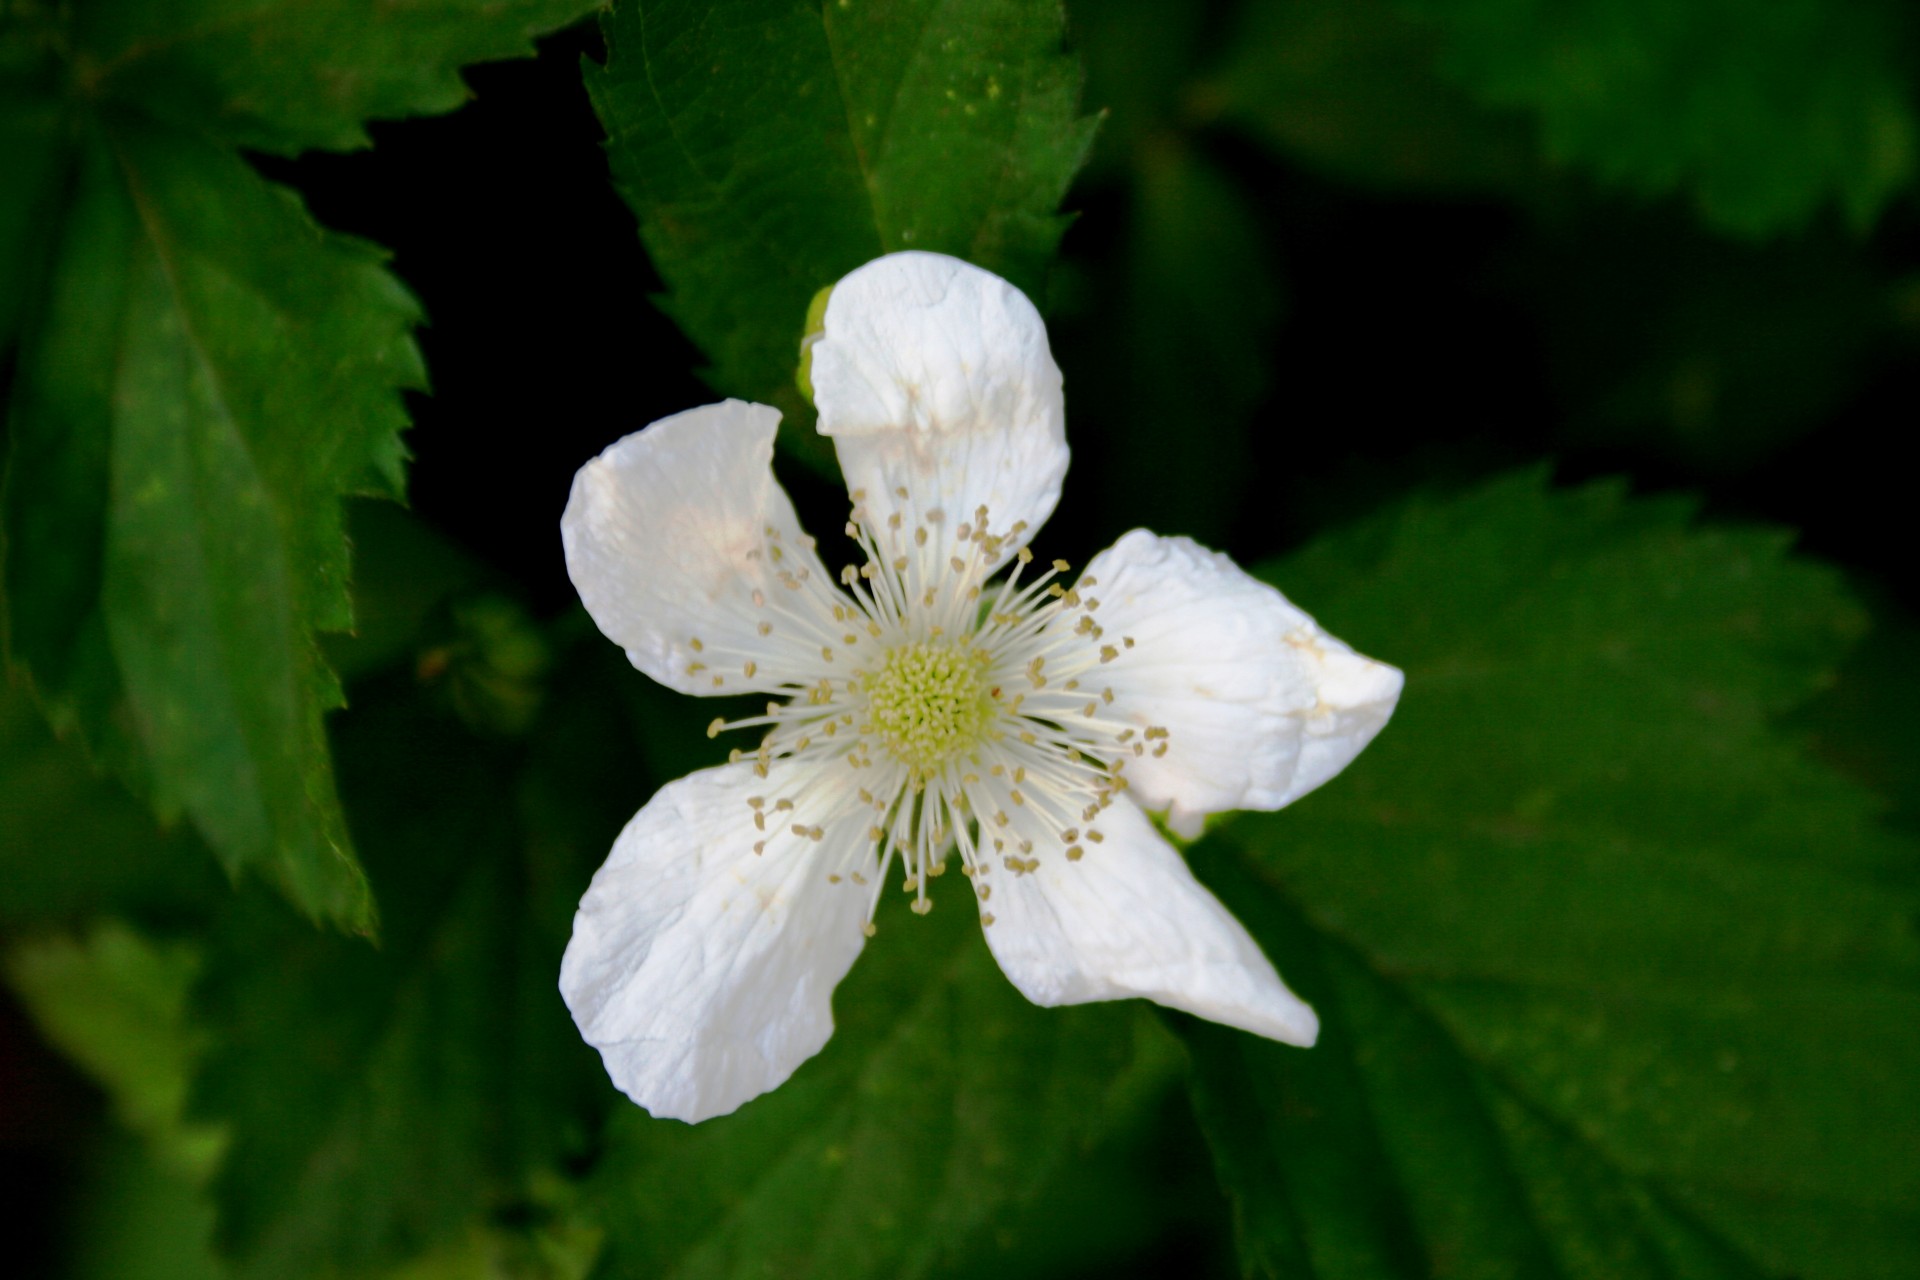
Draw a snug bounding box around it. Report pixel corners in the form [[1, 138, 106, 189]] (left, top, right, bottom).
[[559, 762, 872, 1122], [812, 252, 1069, 556], [1082, 530, 1403, 837], [978, 796, 1318, 1044], [561, 400, 833, 696]]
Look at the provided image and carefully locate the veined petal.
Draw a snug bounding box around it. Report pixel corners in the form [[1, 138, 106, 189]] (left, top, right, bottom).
[[562, 400, 833, 696], [1082, 530, 1403, 837], [559, 762, 872, 1123], [812, 252, 1069, 557], [978, 796, 1318, 1045]]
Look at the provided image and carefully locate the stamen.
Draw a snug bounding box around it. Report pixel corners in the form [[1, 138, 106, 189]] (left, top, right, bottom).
[[694, 479, 1141, 920]]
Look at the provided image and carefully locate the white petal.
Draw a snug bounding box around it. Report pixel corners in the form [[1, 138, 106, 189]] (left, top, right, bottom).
[[1082, 530, 1403, 833], [559, 763, 872, 1122], [561, 400, 834, 696], [812, 252, 1069, 555], [978, 797, 1318, 1044]]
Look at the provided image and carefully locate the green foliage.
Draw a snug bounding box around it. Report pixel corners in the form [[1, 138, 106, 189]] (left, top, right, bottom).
[[6, 921, 223, 1169], [1139, 0, 1917, 232], [1204, 0, 1539, 197], [61, 1130, 226, 1280], [587, 886, 1177, 1280], [74, 0, 604, 155], [6, 4, 1919, 1279], [1400, 0, 1919, 234], [1170, 474, 1919, 1279], [0, 679, 222, 929], [0, 0, 599, 930], [189, 665, 621, 1277], [6, 124, 419, 929], [586, 0, 1098, 463]]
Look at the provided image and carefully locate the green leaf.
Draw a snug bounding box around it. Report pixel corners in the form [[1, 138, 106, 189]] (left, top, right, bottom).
[[60, 1128, 227, 1280], [1399, 0, 1918, 234], [1172, 473, 1919, 1278], [188, 653, 633, 1276], [0, 678, 222, 929], [6, 922, 223, 1170], [586, 0, 1098, 462], [5, 119, 421, 930], [0, 70, 68, 353], [586, 883, 1178, 1280], [1202, 0, 1539, 197], [3, 0, 597, 929], [74, 0, 601, 155]]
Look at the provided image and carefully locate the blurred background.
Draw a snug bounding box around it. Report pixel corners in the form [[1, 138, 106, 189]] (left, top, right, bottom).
[[4, 0, 1918, 1276]]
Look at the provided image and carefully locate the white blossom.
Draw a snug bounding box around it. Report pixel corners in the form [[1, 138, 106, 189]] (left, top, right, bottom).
[[558, 252, 1404, 1123]]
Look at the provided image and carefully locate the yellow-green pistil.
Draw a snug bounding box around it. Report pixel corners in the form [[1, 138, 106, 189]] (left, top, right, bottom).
[[863, 641, 992, 771]]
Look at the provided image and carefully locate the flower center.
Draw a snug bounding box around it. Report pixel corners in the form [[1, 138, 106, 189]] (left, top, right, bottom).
[[863, 640, 989, 771], [699, 492, 1166, 933]]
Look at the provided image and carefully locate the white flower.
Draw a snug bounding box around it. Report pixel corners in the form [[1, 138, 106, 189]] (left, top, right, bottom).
[[558, 251, 1403, 1123]]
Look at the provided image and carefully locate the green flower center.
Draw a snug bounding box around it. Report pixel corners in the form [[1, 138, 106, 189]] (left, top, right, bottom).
[[864, 641, 991, 771]]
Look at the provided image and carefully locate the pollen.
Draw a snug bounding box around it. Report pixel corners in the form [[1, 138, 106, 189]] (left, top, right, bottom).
[[862, 640, 990, 770], [697, 485, 1153, 933]]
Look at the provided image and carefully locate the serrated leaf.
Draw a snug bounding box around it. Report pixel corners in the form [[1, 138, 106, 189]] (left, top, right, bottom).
[[1177, 853, 1761, 1280], [4, 119, 421, 929], [1399, 0, 1918, 234], [586, 882, 1177, 1280], [1171, 473, 1919, 1279], [74, 0, 601, 155], [189, 664, 623, 1276], [586, 0, 1097, 462], [2, 1, 600, 929]]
